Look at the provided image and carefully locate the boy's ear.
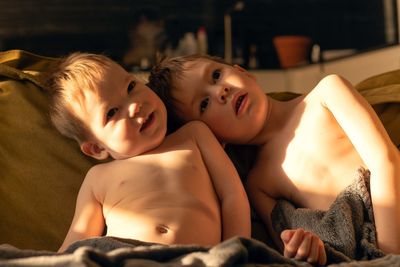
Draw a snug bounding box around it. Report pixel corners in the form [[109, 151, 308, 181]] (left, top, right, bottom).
[[233, 64, 256, 80], [80, 141, 109, 160]]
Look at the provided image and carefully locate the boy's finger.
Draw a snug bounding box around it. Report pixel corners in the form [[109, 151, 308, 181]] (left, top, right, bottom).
[[284, 228, 304, 258], [307, 235, 320, 264], [281, 229, 296, 244], [318, 241, 327, 266], [294, 232, 312, 260]]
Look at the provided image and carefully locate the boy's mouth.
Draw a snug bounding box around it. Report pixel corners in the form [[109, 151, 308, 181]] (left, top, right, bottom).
[[234, 93, 247, 115], [139, 112, 154, 132]]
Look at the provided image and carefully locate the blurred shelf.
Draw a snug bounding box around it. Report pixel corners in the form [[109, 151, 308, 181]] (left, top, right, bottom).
[[251, 44, 400, 94]]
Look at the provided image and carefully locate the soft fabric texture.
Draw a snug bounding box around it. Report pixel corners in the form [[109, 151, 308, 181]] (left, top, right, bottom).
[[272, 167, 385, 264], [0, 231, 399, 266], [0, 237, 303, 266]]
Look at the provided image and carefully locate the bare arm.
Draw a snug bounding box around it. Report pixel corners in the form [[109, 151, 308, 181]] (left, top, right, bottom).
[[58, 169, 105, 252], [246, 172, 282, 248], [189, 121, 251, 240], [315, 74, 400, 253], [247, 178, 327, 265]]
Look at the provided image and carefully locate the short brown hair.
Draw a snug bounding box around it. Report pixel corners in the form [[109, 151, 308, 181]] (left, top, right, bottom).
[[148, 54, 227, 133], [47, 52, 114, 143]]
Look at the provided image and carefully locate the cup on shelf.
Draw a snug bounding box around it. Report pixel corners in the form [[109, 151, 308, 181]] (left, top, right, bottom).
[[273, 35, 311, 68]]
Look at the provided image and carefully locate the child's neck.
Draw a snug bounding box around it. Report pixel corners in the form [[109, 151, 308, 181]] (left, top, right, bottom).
[[248, 95, 301, 145]]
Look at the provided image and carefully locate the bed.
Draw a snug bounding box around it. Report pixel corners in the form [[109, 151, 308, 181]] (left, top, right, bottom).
[[1, 49, 400, 266]]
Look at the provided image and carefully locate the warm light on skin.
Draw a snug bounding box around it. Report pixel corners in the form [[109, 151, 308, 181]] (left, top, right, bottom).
[[224, 75, 245, 88], [70, 62, 168, 160], [171, 59, 268, 144]]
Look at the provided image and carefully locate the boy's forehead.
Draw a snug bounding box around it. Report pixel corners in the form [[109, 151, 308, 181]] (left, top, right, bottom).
[[68, 88, 98, 117], [185, 58, 213, 69], [172, 60, 210, 94], [173, 59, 213, 87], [180, 59, 217, 80]]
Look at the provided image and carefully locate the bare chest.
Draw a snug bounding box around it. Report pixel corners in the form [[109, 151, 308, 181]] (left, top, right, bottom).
[[94, 146, 222, 245], [256, 103, 364, 209], [98, 144, 216, 215]]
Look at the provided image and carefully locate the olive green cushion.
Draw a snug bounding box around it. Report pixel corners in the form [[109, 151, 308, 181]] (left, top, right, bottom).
[[0, 50, 96, 251], [355, 69, 400, 147]]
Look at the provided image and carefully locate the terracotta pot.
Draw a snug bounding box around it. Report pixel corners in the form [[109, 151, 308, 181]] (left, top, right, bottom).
[[273, 35, 311, 68]]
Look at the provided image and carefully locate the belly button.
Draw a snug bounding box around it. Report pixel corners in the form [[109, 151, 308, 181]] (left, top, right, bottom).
[[156, 224, 169, 234]]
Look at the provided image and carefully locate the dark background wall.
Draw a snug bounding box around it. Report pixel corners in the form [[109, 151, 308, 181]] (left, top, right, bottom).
[[0, 0, 396, 69]]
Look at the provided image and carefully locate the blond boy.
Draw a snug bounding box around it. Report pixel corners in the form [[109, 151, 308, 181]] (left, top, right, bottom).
[[47, 53, 251, 252]]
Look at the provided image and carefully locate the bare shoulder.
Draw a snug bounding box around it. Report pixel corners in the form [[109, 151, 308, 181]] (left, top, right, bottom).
[[172, 121, 214, 141], [83, 161, 114, 186], [84, 164, 98, 181], [307, 74, 354, 100], [176, 121, 212, 134], [80, 160, 122, 202]]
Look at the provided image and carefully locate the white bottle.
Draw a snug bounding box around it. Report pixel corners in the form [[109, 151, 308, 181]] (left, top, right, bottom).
[[197, 26, 208, 55], [248, 44, 259, 69], [182, 32, 198, 55]]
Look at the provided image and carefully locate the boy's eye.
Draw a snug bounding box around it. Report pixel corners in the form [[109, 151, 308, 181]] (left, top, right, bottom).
[[128, 81, 136, 93], [212, 69, 221, 82], [200, 98, 209, 113], [106, 108, 118, 121]]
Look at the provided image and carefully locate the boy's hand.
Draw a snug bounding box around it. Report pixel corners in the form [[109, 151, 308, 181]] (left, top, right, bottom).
[[281, 228, 326, 266]]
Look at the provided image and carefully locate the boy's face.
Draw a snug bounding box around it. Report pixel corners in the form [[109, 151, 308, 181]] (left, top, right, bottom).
[[75, 62, 167, 160], [171, 59, 268, 143]]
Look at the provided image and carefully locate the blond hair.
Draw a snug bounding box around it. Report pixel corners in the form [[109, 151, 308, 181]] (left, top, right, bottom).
[[47, 52, 114, 143]]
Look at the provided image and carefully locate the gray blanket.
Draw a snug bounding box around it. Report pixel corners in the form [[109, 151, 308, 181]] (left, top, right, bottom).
[[272, 167, 385, 263], [1, 236, 399, 266], [1, 167, 400, 266]]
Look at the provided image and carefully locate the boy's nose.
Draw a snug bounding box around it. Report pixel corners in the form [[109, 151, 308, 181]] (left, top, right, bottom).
[[128, 102, 141, 117], [217, 87, 230, 103]]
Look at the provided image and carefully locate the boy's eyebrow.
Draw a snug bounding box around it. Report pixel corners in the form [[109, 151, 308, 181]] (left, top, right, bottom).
[[125, 74, 133, 84], [98, 101, 110, 126], [99, 74, 132, 125], [179, 60, 213, 114], [201, 61, 213, 82]]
